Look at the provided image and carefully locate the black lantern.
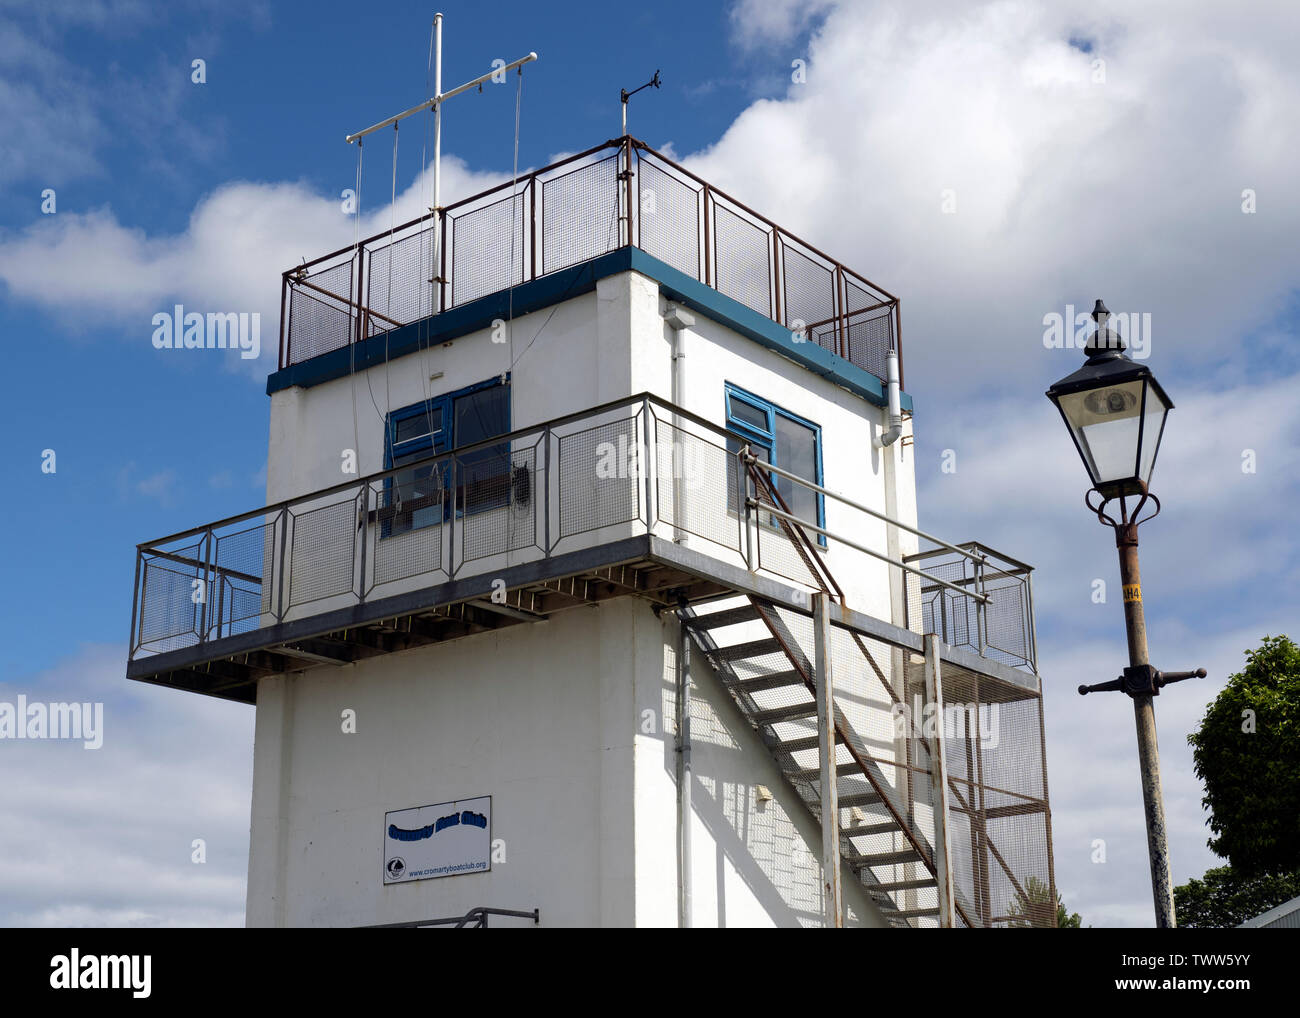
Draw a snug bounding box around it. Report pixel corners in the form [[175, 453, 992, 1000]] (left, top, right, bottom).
[[1045, 300, 1173, 500]]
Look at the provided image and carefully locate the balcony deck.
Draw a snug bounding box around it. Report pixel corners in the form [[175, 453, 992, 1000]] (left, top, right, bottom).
[[127, 393, 1036, 704], [278, 136, 901, 389]]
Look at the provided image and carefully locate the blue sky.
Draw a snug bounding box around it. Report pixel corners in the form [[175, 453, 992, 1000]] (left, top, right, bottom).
[[1, 0, 1297, 927]]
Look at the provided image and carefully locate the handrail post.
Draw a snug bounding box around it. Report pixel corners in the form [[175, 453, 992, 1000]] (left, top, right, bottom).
[[813, 592, 843, 927], [276, 508, 289, 621], [702, 184, 712, 289], [924, 633, 957, 928], [357, 484, 369, 604], [197, 530, 213, 645], [641, 401, 655, 532], [128, 551, 143, 658], [542, 425, 552, 554]]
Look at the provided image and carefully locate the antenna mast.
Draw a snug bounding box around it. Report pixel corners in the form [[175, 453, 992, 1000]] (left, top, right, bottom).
[[621, 69, 661, 135]]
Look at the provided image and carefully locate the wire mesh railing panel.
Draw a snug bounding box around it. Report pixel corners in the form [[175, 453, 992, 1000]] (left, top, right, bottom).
[[926, 657, 1053, 926], [207, 519, 273, 639], [459, 444, 540, 563], [652, 415, 742, 554], [282, 139, 901, 391], [756, 517, 821, 589], [904, 545, 1037, 672], [636, 155, 701, 281], [370, 477, 445, 588], [557, 415, 642, 539], [843, 276, 893, 382], [287, 495, 358, 609], [712, 202, 772, 318], [289, 275, 354, 362], [781, 242, 836, 334], [367, 225, 436, 331], [137, 541, 205, 653], [541, 154, 621, 274], [450, 192, 526, 308]]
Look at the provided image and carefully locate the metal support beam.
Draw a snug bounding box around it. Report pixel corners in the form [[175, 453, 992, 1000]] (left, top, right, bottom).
[[813, 593, 842, 927], [923, 633, 957, 928]]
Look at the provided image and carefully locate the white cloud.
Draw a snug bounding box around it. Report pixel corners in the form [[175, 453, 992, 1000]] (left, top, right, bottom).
[[0, 644, 254, 926]]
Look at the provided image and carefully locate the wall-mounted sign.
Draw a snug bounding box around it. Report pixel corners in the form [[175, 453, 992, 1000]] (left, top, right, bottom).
[[383, 796, 492, 884]]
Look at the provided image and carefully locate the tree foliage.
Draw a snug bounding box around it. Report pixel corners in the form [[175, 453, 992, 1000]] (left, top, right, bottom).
[[1186, 634, 1300, 875], [1007, 876, 1081, 928], [1174, 866, 1300, 929]]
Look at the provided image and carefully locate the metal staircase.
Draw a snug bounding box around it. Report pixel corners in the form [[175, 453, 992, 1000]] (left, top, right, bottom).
[[679, 456, 975, 928]]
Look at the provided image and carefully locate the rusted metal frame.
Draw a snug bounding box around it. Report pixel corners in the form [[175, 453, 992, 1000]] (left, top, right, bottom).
[[750, 601, 974, 929], [279, 272, 289, 368], [972, 671, 993, 923], [1037, 686, 1057, 922], [627, 137, 899, 303], [290, 140, 621, 281], [944, 774, 1029, 925], [772, 229, 783, 327], [289, 276, 404, 330], [963, 732, 984, 922], [702, 183, 712, 289], [804, 297, 896, 336]]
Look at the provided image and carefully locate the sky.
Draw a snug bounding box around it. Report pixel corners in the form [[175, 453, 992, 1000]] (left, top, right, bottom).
[[0, 0, 1296, 927]]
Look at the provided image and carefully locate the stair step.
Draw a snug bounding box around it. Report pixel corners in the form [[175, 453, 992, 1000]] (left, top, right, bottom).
[[792, 762, 863, 783], [717, 638, 782, 662], [734, 669, 804, 693], [751, 701, 817, 725], [837, 791, 883, 808], [895, 907, 940, 919], [845, 821, 901, 837], [689, 605, 761, 630], [857, 848, 921, 868], [779, 731, 842, 753], [874, 878, 936, 893]]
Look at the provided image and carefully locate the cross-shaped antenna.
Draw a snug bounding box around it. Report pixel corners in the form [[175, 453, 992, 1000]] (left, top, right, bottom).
[[621, 69, 661, 135]]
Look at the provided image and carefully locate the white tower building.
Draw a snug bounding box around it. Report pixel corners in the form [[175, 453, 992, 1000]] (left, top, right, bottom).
[[127, 136, 1055, 928]]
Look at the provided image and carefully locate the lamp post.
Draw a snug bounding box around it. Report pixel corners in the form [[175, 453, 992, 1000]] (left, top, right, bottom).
[[1046, 300, 1205, 929]]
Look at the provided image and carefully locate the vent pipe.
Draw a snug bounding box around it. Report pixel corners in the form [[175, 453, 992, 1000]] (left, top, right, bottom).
[[874, 348, 903, 448]]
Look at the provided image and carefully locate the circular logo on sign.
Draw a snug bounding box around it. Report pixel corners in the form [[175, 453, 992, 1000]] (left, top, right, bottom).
[[386, 856, 406, 879]]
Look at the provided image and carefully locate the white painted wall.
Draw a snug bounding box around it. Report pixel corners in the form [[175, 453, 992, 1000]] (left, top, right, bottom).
[[246, 598, 886, 927]]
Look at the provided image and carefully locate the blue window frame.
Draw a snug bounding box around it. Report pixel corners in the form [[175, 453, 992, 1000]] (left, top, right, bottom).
[[383, 376, 511, 537], [724, 383, 826, 546]]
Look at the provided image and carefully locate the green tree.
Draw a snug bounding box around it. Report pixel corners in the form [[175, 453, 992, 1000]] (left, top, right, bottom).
[[1175, 635, 1300, 927], [1187, 635, 1300, 875], [1175, 866, 1300, 929], [1007, 876, 1081, 928]]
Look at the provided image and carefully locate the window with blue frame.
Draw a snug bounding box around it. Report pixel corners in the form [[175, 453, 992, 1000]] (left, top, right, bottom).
[[383, 376, 511, 537], [724, 383, 826, 545]]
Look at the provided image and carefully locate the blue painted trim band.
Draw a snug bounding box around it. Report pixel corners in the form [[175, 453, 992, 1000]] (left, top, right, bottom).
[[267, 246, 913, 412]]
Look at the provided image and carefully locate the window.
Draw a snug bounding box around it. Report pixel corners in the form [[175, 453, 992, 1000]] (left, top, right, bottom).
[[724, 383, 825, 544], [383, 377, 511, 536]]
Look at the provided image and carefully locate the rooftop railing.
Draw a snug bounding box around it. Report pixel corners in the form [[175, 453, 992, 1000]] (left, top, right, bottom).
[[280, 137, 901, 387], [129, 393, 1029, 676]]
